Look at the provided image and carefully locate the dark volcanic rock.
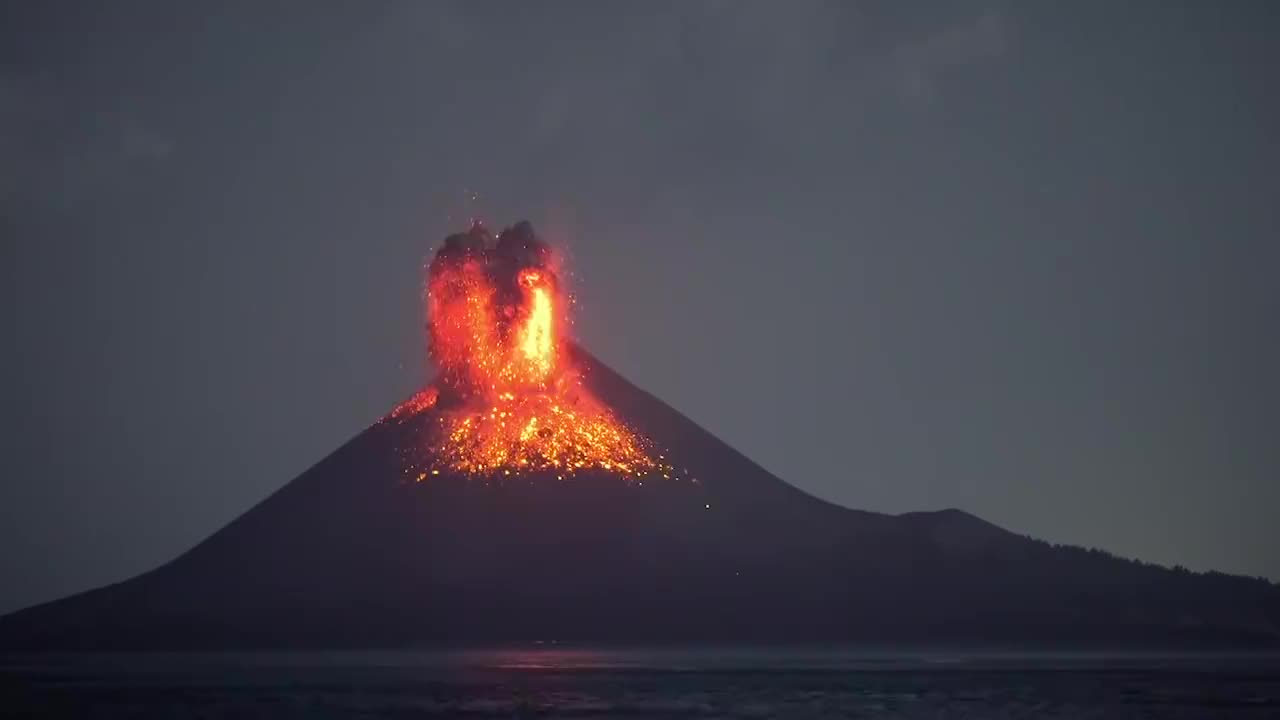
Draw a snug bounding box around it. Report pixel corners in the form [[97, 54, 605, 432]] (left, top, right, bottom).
[[2, 346, 1277, 650]]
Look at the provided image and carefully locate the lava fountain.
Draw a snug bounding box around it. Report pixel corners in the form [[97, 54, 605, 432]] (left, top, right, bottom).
[[387, 221, 672, 482]]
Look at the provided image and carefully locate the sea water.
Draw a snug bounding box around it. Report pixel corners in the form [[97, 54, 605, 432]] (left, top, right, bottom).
[[4, 648, 1279, 718]]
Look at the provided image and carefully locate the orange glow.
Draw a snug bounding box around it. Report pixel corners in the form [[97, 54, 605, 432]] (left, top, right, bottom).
[[389, 386, 439, 420], [516, 270, 555, 380], [429, 386, 661, 477], [387, 227, 671, 482]]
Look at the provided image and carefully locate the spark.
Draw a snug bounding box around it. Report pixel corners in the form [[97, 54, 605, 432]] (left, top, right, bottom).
[[385, 223, 673, 482], [389, 386, 439, 420]]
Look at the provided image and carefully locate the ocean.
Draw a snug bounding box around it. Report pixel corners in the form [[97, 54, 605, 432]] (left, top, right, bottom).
[[4, 648, 1278, 718]]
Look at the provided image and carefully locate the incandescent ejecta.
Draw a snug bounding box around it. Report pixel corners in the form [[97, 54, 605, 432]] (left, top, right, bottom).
[[387, 221, 674, 482]]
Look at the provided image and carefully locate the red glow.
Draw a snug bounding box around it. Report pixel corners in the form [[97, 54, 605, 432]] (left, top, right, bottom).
[[388, 227, 671, 481], [389, 386, 438, 420]]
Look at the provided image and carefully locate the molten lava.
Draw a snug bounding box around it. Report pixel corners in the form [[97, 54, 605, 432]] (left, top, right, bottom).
[[388, 222, 671, 482]]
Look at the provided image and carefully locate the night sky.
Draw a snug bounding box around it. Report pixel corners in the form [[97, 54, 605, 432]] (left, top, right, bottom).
[[2, 2, 1278, 615]]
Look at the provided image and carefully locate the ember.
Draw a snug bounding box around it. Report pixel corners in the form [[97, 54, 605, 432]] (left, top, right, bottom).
[[388, 221, 671, 481]]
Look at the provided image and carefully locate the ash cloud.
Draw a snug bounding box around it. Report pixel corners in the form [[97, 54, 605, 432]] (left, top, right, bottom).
[[430, 219, 557, 308], [426, 220, 560, 376]]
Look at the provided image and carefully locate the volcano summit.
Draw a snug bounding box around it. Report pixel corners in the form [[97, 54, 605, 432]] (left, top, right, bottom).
[[391, 220, 673, 482], [2, 222, 1277, 650]]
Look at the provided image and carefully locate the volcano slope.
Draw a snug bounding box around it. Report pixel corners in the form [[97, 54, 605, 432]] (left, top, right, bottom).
[[3, 344, 1278, 650]]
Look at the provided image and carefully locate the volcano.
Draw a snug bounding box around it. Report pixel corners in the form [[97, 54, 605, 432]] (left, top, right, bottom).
[[3, 224, 1278, 650]]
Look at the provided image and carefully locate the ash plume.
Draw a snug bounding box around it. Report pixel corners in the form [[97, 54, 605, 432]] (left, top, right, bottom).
[[430, 220, 556, 310], [400, 220, 669, 480], [426, 220, 560, 386]]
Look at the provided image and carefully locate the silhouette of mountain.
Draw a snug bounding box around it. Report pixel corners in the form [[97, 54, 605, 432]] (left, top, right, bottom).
[[2, 345, 1277, 649]]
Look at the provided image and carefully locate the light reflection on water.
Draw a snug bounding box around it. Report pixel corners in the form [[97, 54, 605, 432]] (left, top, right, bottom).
[[5, 648, 1280, 718]]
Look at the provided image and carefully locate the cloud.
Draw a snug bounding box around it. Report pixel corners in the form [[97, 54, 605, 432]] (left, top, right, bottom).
[[516, 1, 850, 155], [117, 114, 177, 162], [0, 69, 46, 208], [0, 69, 175, 217], [890, 10, 1009, 102]]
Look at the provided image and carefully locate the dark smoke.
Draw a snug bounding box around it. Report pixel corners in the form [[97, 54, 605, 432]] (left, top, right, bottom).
[[430, 220, 556, 304], [426, 220, 559, 366]]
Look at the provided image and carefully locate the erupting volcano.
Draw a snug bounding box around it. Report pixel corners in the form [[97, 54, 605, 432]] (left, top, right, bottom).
[[3, 221, 1278, 651], [387, 221, 673, 481]]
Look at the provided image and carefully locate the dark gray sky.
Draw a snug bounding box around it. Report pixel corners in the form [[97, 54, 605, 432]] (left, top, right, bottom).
[[3, 1, 1278, 615]]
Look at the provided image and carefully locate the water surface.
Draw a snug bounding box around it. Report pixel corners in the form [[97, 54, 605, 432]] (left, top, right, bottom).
[[5, 648, 1279, 718]]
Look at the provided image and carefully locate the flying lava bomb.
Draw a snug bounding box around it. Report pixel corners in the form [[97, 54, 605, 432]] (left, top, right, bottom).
[[387, 221, 673, 481]]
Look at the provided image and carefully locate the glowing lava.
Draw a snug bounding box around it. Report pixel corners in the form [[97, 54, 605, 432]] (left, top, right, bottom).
[[516, 270, 555, 379], [388, 221, 671, 482]]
